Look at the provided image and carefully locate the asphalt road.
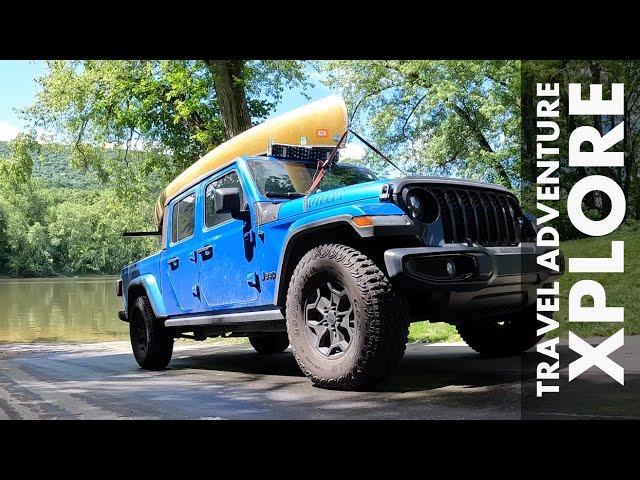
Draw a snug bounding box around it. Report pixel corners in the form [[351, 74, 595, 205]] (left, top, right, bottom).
[[1, 339, 638, 420]]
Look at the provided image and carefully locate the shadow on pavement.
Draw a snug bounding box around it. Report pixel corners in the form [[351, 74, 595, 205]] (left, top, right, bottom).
[[171, 348, 305, 378], [170, 344, 528, 393]]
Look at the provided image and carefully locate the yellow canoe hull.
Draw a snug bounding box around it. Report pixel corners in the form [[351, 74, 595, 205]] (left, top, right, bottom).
[[155, 95, 348, 226]]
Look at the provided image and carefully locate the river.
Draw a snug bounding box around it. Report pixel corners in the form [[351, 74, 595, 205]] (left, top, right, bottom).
[[0, 277, 127, 343]]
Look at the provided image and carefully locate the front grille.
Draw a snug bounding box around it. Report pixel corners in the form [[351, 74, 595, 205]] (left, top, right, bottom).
[[412, 185, 522, 246]]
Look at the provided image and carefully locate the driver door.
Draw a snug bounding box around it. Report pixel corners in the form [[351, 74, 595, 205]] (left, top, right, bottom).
[[198, 169, 259, 309]]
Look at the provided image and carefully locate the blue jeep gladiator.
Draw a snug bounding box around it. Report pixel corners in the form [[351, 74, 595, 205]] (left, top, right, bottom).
[[117, 146, 562, 390]]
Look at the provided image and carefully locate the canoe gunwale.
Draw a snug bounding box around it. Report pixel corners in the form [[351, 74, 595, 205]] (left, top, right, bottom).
[[161, 157, 238, 209]]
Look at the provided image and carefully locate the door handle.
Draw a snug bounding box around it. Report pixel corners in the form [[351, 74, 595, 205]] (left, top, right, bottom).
[[167, 257, 179, 269], [196, 245, 213, 259]]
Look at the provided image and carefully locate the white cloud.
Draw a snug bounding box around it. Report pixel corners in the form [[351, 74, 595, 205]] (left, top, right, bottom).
[[0, 122, 20, 141], [0, 123, 59, 144], [340, 142, 366, 161]]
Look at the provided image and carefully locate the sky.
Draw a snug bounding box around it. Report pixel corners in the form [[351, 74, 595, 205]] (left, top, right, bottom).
[[0, 60, 336, 142], [0, 60, 47, 140]]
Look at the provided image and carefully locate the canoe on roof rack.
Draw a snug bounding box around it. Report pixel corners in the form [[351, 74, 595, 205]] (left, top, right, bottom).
[[154, 95, 348, 227]]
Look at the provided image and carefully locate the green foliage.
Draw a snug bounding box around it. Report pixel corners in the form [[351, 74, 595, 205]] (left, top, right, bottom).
[[44, 189, 156, 275], [521, 60, 638, 224], [24, 60, 308, 190], [0, 203, 8, 267], [0, 133, 40, 186], [0, 137, 156, 277], [0, 183, 156, 277], [0, 140, 100, 189], [320, 60, 520, 189]]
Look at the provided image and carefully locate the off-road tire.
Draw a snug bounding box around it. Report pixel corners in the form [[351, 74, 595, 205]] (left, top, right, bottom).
[[456, 305, 543, 356], [286, 244, 409, 390], [129, 295, 174, 370], [249, 333, 290, 354]]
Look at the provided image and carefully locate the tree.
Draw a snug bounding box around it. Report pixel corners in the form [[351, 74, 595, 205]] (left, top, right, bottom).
[[320, 60, 520, 189], [204, 60, 253, 137], [0, 203, 8, 269], [23, 60, 309, 193], [521, 60, 639, 225], [0, 132, 40, 186]]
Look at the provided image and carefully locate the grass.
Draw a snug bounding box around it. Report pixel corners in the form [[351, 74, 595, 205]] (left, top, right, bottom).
[[409, 321, 461, 343], [554, 222, 640, 338], [176, 336, 249, 347]]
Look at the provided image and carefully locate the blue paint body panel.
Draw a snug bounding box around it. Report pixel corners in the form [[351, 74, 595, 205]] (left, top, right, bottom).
[[120, 156, 411, 319]]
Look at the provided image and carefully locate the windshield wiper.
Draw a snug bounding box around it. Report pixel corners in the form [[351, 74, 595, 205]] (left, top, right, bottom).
[[265, 192, 305, 199]]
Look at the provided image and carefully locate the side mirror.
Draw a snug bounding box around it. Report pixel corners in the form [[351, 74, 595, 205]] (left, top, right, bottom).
[[214, 187, 246, 219]]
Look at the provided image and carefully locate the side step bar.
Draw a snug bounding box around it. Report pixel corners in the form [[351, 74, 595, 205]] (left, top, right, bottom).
[[164, 309, 284, 328]]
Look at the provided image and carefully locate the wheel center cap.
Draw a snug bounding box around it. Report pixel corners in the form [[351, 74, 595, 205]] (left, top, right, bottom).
[[326, 311, 337, 325]]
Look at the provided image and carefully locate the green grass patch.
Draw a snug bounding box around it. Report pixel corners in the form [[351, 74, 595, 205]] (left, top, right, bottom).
[[409, 321, 461, 343], [176, 336, 249, 347], [555, 222, 640, 338]]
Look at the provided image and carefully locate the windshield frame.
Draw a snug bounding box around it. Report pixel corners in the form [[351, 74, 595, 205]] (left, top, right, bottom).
[[244, 156, 377, 200]]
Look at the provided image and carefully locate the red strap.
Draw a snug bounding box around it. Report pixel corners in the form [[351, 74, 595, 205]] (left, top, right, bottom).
[[307, 160, 326, 193]]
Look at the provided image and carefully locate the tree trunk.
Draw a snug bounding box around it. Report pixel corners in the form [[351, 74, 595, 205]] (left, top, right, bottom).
[[452, 103, 513, 189], [204, 60, 253, 139]]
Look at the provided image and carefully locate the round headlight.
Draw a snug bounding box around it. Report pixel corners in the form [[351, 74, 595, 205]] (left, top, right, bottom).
[[404, 188, 439, 224]]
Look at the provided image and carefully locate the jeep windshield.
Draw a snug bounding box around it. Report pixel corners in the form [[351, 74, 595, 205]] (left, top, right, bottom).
[[246, 157, 377, 198]]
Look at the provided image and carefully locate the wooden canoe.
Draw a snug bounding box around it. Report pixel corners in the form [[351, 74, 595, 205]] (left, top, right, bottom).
[[155, 95, 348, 227]]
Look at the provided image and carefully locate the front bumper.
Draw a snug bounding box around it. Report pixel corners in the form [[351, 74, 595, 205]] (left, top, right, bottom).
[[384, 243, 563, 320]]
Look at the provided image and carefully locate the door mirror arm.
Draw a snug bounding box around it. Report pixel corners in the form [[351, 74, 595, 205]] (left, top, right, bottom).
[[232, 209, 251, 222]]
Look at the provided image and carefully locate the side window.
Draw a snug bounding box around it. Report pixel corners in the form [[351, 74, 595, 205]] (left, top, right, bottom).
[[205, 171, 245, 228], [171, 193, 195, 243]]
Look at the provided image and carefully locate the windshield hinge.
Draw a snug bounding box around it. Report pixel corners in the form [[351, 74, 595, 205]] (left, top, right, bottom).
[[244, 230, 256, 244], [380, 183, 394, 201]]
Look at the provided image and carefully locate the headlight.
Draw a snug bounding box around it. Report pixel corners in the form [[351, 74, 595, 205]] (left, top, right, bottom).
[[404, 188, 439, 224]]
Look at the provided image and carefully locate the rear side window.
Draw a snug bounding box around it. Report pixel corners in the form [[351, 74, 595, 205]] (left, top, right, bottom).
[[171, 194, 195, 243], [205, 171, 244, 228]]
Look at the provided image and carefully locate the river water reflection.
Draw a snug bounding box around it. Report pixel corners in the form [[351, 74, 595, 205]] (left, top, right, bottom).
[[0, 277, 127, 343]]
